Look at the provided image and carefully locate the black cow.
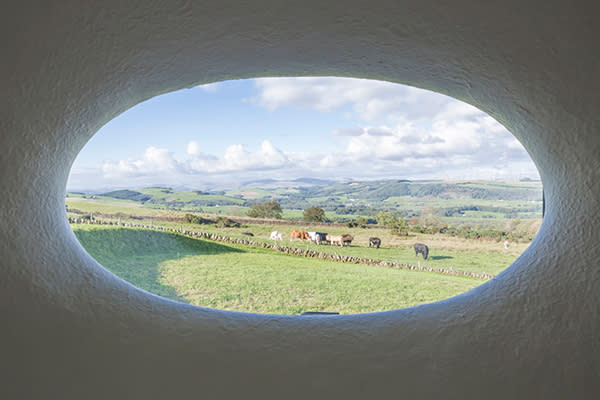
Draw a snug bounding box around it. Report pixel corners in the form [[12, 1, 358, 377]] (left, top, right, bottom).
[[414, 243, 429, 260], [369, 237, 381, 249]]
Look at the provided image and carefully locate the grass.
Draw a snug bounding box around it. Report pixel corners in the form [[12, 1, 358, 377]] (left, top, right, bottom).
[[67, 196, 530, 277], [66, 196, 171, 217], [73, 224, 483, 314], [145, 220, 527, 276], [138, 187, 245, 204], [66, 181, 539, 314], [73, 225, 242, 301], [77, 215, 529, 276]]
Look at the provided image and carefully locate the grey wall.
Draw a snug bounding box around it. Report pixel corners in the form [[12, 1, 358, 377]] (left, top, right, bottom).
[[1, 1, 599, 398]]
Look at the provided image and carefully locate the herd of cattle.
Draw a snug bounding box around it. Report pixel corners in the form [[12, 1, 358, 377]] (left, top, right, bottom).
[[269, 230, 429, 259], [286, 230, 355, 246]]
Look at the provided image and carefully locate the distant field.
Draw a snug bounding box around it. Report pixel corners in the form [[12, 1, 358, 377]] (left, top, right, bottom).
[[73, 224, 484, 314], [66, 195, 161, 216], [138, 187, 245, 205], [70, 179, 543, 225]]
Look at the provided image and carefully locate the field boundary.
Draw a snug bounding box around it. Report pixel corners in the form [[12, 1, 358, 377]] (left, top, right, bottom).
[[66, 208, 392, 228], [70, 217, 495, 280]]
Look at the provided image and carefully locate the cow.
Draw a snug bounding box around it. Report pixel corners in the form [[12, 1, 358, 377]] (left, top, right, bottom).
[[326, 234, 343, 246], [270, 231, 283, 241], [369, 237, 381, 248], [341, 234, 353, 246], [307, 231, 328, 244], [290, 230, 310, 241], [316, 232, 328, 244], [241, 232, 254, 237], [414, 243, 429, 260], [326, 234, 352, 246]]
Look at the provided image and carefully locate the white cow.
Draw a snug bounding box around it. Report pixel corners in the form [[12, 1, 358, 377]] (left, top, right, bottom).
[[307, 231, 327, 245], [270, 231, 283, 241]]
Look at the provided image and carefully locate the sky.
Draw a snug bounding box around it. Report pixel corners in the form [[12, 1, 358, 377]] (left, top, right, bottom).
[[67, 77, 540, 192]]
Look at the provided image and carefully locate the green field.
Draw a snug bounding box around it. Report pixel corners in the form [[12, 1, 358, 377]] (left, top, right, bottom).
[[73, 224, 484, 314], [70, 179, 543, 225], [68, 204, 530, 277], [67, 179, 540, 314]]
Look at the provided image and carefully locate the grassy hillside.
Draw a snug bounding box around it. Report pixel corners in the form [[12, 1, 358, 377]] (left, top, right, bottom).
[[67, 179, 540, 314], [73, 224, 483, 314], [99, 187, 244, 211], [70, 179, 542, 226]]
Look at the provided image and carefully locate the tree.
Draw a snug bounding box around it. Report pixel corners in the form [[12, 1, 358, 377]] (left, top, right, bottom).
[[303, 206, 325, 222], [376, 211, 408, 236], [355, 217, 369, 228], [419, 205, 441, 227], [184, 213, 211, 225], [376, 211, 399, 227], [390, 217, 409, 236], [346, 216, 369, 228], [214, 216, 240, 228], [247, 200, 283, 219]]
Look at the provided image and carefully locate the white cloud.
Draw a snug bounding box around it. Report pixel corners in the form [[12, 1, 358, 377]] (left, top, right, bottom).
[[251, 77, 452, 123], [102, 147, 180, 179], [197, 82, 221, 93], [366, 126, 395, 137], [69, 78, 539, 191], [186, 140, 201, 156], [105, 140, 289, 177], [249, 77, 537, 179], [333, 127, 364, 137], [93, 140, 294, 188], [219, 140, 289, 171], [312, 102, 534, 180]]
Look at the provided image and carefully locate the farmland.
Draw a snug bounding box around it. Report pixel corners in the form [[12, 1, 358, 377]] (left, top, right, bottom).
[[73, 224, 485, 314], [67, 179, 542, 314], [69, 179, 543, 225]]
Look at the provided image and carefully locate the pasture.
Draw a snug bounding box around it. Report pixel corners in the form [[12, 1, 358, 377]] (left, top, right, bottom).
[[148, 221, 529, 276], [66, 178, 543, 226], [67, 195, 530, 277], [67, 188, 537, 314], [73, 224, 485, 314]]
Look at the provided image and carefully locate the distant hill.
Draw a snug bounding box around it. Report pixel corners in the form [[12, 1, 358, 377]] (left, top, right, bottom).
[[84, 179, 542, 221], [302, 180, 542, 202], [241, 177, 337, 189], [101, 180, 542, 206], [102, 190, 151, 202]]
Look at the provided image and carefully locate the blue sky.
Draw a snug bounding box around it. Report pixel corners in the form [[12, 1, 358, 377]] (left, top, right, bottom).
[[68, 77, 539, 191]]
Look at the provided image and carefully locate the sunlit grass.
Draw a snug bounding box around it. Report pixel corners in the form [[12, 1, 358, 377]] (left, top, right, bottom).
[[73, 224, 483, 314]]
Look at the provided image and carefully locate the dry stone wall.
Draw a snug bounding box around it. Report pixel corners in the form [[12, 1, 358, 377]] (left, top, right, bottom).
[[68, 217, 494, 280]]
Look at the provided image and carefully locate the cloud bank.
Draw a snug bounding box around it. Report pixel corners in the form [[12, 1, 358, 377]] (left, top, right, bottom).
[[68, 77, 539, 190]]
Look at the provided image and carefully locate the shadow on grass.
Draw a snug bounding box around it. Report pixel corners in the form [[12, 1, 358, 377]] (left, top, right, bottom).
[[73, 227, 244, 304], [430, 255, 453, 261]]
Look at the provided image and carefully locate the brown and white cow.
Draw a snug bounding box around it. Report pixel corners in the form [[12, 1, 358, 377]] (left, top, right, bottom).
[[326, 234, 353, 246]]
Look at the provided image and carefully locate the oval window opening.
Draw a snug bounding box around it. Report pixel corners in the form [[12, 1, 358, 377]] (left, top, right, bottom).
[[67, 77, 543, 315]]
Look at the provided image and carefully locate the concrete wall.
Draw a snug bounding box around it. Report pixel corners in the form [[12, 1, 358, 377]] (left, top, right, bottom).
[[1, 1, 598, 398]]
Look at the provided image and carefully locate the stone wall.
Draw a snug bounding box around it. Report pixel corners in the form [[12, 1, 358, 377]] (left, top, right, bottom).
[[69, 217, 493, 280]]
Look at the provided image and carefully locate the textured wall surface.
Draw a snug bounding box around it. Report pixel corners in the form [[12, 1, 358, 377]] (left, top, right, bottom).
[[1, 1, 599, 398]]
